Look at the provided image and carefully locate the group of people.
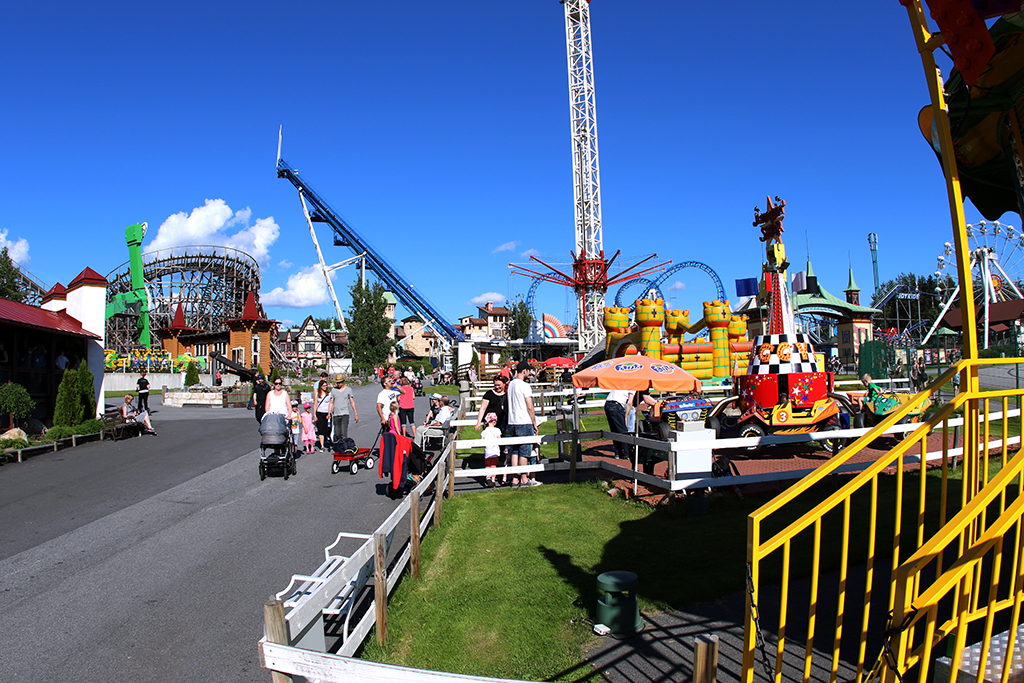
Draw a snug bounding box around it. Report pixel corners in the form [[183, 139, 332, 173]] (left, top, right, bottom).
[[253, 372, 359, 453], [474, 360, 541, 488]]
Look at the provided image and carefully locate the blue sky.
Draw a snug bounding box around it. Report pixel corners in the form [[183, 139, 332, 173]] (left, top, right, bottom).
[[0, 2, 1002, 331]]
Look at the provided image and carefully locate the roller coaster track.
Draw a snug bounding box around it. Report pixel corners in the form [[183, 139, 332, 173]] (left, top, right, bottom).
[[613, 261, 725, 309], [277, 158, 464, 346]]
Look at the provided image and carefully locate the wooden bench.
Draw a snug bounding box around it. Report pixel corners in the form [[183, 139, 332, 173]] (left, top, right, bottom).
[[100, 410, 144, 441]]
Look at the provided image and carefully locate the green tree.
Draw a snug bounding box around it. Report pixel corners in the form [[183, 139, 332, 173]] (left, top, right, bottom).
[[314, 317, 342, 331], [506, 297, 532, 340], [0, 247, 26, 303], [268, 365, 281, 385], [53, 365, 83, 427], [347, 279, 395, 366], [0, 381, 34, 428], [184, 361, 200, 387], [76, 360, 96, 420]]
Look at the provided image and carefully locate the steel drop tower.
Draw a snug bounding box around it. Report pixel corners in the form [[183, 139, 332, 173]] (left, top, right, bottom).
[[563, 0, 606, 351]]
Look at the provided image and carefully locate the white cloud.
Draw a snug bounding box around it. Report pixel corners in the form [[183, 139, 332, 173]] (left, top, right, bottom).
[[0, 229, 30, 265], [520, 248, 540, 259], [277, 259, 294, 269], [492, 240, 519, 254], [667, 281, 686, 291], [469, 292, 505, 307], [144, 199, 280, 264], [262, 265, 331, 307]]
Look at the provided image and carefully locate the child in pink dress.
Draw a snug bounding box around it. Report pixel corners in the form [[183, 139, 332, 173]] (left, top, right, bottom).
[[301, 402, 316, 454]]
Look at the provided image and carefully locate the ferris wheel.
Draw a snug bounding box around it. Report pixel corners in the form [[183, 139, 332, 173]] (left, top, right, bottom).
[[923, 220, 1024, 347]]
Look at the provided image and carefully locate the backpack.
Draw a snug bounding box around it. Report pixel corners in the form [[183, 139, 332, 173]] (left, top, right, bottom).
[[335, 436, 358, 455]]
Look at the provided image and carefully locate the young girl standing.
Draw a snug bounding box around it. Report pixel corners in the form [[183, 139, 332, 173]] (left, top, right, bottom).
[[301, 402, 317, 454]]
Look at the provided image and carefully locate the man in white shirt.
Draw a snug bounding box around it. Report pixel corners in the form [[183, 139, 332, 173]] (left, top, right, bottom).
[[417, 394, 453, 450], [507, 360, 539, 487], [376, 378, 400, 426], [604, 389, 633, 459]]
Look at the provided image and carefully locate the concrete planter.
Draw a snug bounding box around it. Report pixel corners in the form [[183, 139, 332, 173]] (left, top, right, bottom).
[[162, 387, 243, 408]]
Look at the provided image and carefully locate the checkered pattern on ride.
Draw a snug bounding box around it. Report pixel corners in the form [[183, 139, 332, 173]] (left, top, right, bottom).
[[747, 333, 819, 374]]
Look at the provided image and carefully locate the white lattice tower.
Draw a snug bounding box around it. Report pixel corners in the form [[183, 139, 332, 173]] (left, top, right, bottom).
[[563, 0, 606, 351]]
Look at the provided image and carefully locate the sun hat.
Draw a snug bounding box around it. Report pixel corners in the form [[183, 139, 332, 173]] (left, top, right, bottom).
[[485, 412, 498, 424], [431, 393, 442, 400]]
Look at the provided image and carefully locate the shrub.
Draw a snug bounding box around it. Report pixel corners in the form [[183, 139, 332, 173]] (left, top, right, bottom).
[[184, 361, 200, 387], [74, 419, 104, 435], [42, 425, 75, 442], [77, 360, 96, 420], [268, 365, 281, 385], [0, 381, 34, 428], [1, 437, 29, 450], [53, 365, 83, 427]]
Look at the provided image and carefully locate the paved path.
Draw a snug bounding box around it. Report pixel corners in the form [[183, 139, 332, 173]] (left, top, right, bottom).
[[0, 383, 436, 682]]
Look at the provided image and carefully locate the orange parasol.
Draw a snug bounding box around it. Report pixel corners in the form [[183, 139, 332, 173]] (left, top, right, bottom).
[[572, 355, 702, 392]]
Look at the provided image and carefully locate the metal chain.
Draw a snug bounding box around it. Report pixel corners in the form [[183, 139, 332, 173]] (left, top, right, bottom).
[[746, 562, 776, 681], [870, 608, 916, 683]]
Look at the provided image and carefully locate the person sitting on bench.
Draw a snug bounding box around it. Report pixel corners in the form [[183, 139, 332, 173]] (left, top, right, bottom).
[[121, 394, 156, 436]]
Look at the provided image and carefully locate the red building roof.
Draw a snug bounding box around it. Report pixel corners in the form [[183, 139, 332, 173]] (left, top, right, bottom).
[[161, 303, 202, 334], [67, 267, 107, 290], [226, 291, 275, 325], [0, 297, 101, 339], [42, 282, 67, 301]]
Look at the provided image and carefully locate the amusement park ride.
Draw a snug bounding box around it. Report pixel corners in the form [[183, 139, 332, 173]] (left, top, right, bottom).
[[510, 0, 668, 352], [104, 222, 151, 349]]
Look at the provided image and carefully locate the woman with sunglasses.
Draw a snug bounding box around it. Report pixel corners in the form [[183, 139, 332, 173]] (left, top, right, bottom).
[[265, 378, 293, 419]]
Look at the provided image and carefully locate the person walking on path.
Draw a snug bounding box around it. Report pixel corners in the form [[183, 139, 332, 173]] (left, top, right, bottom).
[[300, 403, 317, 454], [251, 375, 270, 424], [264, 377, 292, 419], [329, 376, 358, 442], [137, 372, 151, 413], [507, 360, 539, 487], [376, 377, 401, 436], [951, 362, 961, 395], [315, 379, 332, 451]]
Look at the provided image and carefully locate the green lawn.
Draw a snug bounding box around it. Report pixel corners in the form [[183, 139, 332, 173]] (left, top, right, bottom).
[[359, 460, 986, 681]]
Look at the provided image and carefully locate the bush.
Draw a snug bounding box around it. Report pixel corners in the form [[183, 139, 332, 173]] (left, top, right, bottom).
[[0, 381, 34, 428], [1, 437, 29, 450], [53, 365, 83, 427], [42, 425, 75, 443], [184, 361, 200, 387], [74, 419, 104, 435], [268, 365, 281, 384], [77, 360, 96, 420]]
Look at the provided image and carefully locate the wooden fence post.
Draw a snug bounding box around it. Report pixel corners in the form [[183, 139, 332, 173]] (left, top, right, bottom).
[[374, 533, 388, 644], [435, 459, 444, 527], [571, 430, 579, 483], [693, 634, 719, 683], [410, 491, 421, 578], [447, 445, 456, 499], [263, 599, 292, 683]]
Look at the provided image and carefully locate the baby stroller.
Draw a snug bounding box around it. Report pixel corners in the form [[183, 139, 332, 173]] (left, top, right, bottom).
[[413, 377, 425, 397], [259, 413, 297, 480]]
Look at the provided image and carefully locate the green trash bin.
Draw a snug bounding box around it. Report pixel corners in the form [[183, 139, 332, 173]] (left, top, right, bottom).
[[595, 570, 643, 635]]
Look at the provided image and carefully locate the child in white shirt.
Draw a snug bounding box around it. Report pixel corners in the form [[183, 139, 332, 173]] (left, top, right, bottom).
[[481, 412, 502, 488]]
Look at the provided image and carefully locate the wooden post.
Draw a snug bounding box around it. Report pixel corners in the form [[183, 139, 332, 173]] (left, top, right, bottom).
[[373, 533, 388, 644], [694, 634, 719, 683], [410, 491, 421, 578], [447, 446, 456, 499], [263, 599, 292, 683], [571, 386, 581, 483], [435, 459, 444, 527]]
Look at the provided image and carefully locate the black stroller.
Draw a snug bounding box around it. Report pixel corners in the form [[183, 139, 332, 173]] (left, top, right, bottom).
[[259, 413, 297, 480], [413, 377, 425, 397]]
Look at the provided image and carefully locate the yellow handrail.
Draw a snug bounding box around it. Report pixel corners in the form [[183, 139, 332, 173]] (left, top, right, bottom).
[[742, 357, 1024, 683]]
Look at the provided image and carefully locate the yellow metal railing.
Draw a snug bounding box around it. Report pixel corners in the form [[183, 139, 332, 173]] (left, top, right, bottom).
[[741, 358, 1024, 683]]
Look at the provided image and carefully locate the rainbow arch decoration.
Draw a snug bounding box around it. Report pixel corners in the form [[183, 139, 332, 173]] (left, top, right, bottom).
[[542, 313, 568, 339]]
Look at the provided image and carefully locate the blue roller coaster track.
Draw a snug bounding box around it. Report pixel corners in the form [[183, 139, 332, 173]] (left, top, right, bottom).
[[277, 158, 465, 345], [613, 261, 725, 310]]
